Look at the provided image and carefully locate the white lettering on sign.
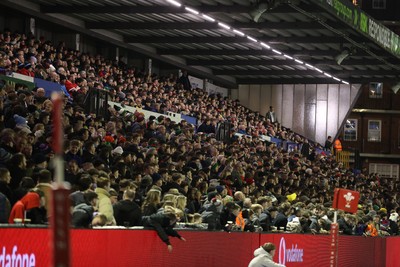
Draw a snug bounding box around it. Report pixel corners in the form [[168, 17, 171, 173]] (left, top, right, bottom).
[[278, 237, 304, 265], [0, 246, 36, 267], [369, 19, 391, 49]]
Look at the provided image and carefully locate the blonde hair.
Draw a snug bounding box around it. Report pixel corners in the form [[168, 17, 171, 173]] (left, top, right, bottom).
[[141, 189, 161, 211], [176, 195, 187, 211]]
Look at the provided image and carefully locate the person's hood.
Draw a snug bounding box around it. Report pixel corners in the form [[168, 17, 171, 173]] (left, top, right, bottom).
[[73, 203, 94, 214], [20, 192, 40, 210], [254, 246, 269, 257]]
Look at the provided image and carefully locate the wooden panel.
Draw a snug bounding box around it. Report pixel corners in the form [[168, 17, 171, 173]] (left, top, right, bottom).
[[281, 84, 294, 128], [292, 84, 305, 134]]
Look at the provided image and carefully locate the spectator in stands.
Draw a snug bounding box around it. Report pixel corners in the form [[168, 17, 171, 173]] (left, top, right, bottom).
[[324, 136, 333, 152], [266, 106, 277, 124], [72, 191, 98, 228], [95, 177, 116, 225], [8, 190, 45, 224], [0, 167, 14, 205], [333, 136, 343, 155], [113, 189, 142, 227], [35, 169, 52, 218], [142, 189, 161, 216], [142, 206, 186, 253]]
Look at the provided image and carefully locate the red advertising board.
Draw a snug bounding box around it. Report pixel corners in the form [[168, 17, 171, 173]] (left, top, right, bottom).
[[332, 188, 360, 213], [0, 228, 396, 267]]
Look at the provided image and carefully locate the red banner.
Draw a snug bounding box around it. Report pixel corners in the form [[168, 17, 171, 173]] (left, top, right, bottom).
[[330, 223, 339, 267], [332, 188, 360, 213], [0, 228, 394, 266]]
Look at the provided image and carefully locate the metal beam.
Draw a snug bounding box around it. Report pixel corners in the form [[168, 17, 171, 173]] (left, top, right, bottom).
[[125, 36, 360, 44], [86, 21, 332, 30], [213, 69, 400, 76], [158, 48, 395, 62], [158, 49, 341, 57], [236, 78, 373, 84], [40, 3, 321, 14], [187, 59, 389, 66]]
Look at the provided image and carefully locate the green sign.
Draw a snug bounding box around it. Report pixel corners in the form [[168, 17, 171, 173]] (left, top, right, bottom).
[[316, 0, 400, 58]]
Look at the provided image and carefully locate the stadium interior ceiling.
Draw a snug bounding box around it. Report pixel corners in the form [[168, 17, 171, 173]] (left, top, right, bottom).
[[2, 0, 400, 88]]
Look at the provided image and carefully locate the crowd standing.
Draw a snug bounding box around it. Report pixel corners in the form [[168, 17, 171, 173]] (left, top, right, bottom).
[[1, 29, 400, 250]]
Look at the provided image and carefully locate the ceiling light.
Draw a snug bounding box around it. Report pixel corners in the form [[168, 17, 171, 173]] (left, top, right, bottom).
[[247, 36, 258, 42], [324, 73, 332, 78], [284, 54, 293, 60], [233, 29, 245, 36], [272, 49, 282, 55], [218, 22, 230, 30], [202, 14, 215, 22], [185, 7, 199, 14], [260, 42, 270, 49], [335, 49, 350, 65], [166, 0, 181, 7], [315, 67, 324, 73], [392, 82, 400, 94], [305, 63, 314, 69], [333, 77, 341, 82], [342, 80, 349, 85], [295, 59, 304, 64]]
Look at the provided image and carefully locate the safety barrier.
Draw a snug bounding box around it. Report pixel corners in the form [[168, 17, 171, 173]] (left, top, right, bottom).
[[0, 228, 396, 267], [337, 151, 351, 168]]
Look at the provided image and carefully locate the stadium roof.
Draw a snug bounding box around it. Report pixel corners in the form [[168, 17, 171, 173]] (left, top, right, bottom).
[[3, 0, 400, 88]]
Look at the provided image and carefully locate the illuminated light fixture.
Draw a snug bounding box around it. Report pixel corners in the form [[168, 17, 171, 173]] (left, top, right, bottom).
[[164, 0, 349, 85], [218, 22, 230, 30], [247, 36, 258, 42], [233, 29, 245, 36], [166, 0, 181, 7], [335, 49, 350, 65], [202, 14, 215, 22], [272, 49, 282, 55], [315, 67, 324, 73], [260, 42, 270, 49], [185, 7, 199, 14], [391, 82, 400, 94]]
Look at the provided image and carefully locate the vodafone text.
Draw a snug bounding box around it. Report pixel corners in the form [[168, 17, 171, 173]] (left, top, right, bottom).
[[0, 246, 35, 267], [278, 237, 304, 265]]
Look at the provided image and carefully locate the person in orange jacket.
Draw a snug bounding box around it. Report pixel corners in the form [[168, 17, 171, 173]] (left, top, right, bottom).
[[333, 137, 343, 155]]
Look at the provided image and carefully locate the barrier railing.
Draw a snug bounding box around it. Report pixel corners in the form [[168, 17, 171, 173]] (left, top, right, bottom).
[[337, 151, 351, 168]]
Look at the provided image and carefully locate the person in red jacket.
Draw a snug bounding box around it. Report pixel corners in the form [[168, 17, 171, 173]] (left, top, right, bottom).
[[8, 191, 43, 224]]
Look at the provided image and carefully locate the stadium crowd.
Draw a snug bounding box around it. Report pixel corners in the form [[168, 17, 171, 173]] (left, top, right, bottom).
[[0, 29, 400, 247]]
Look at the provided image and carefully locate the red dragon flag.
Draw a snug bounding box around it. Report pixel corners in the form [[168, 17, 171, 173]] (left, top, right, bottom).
[[332, 188, 360, 214]]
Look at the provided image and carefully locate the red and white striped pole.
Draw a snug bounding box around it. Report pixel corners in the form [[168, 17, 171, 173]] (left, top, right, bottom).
[[51, 93, 70, 267]]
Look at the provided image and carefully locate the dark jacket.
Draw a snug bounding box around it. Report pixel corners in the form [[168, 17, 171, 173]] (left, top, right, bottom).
[[113, 199, 142, 227], [142, 212, 181, 245], [72, 203, 94, 228], [273, 212, 288, 231]]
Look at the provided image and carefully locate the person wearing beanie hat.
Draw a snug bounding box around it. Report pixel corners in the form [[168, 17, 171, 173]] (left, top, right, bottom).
[[112, 146, 124, 156]]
